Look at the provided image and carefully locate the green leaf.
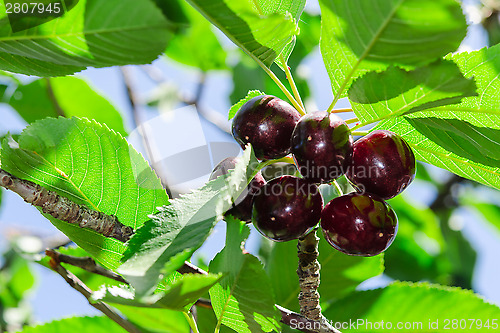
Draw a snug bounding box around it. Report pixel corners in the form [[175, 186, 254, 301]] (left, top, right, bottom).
[[256, 0, 306, 70], [153, 0, 189, 26], [94, 273, 222, 311], [0, 117, 168, 269], [117, 306, 190, 333], [185, 0, 299, 68], [0, 250, 35, 308], [230, 59, 269, 105], [438, 209, 476, 290], [384, 196, 448, 283], [319, 0, 467, 102], [286, 12, 321, 69], [196, 306, 236, 333], [209, 219, 281, 333], [228, 90, 264, 120], [444, 44, 500, 116], [375, 44, 500, 190], [118, 146, 260, 295], [8, 77, 127, 136], [349, 60, 477, 124], [318, 233, 384, 303], [0, 0, 172, 76], [323, 282, 500, 332], [15, 316, 124, 333], [165, 1, 227, 71]]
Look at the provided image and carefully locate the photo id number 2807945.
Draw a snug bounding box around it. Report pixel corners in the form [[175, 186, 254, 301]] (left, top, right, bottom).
[[5, 1, 62, 15]]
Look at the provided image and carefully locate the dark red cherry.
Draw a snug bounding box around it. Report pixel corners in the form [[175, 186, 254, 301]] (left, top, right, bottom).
[[252, 176, 323, 242], [232, 95, 301, 160], [210, 157, 266, 222], [291, 111, 353, 183], [321, 192, 398, 256], [346, 130, 416, 199]]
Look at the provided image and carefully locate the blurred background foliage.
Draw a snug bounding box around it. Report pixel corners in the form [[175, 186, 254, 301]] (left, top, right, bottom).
[[0, 0, 499, 332]]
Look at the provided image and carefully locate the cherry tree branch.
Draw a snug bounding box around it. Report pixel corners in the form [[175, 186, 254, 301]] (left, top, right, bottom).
[[45, 250, 142, 333], [297, 230, 322, 320], [0, 168, 207, 278], [0, 168, 133, 242], [173, 256, 340, 333], [46, 249, 128, 283], [44, 246, 339, 333], [2, 167, 338, 332]]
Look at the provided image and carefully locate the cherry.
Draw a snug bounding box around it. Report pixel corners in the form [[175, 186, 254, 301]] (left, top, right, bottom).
[[291, 111, 353, 183], [232, 95, 301, 160], [346, 130, 416, 199], [321, 192, 398, 256], [210, 157, 266, 222], [252, 175, 323, 242]]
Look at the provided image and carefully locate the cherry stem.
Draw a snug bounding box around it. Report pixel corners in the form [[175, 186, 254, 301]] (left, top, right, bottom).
[[183, 311, 200, 333], [329, 108, 353, 114], [351, 130, 369, 136], [255, 156, 296, 178], [281, 55, 306, 112], [331, 180, 344, 196], [344, 117, 358, 125], [260, 62, 306, 116]]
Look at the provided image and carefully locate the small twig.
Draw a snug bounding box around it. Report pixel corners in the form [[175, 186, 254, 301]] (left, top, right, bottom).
[[46, 249, 128, 284], [45, 250, 142, 333], [45, 248, 207, 290], [189, 73, 231, 135], [139, 66, 232, 136], [45, 78, 65, 117], [177, 261, 209, 275], [184, 72, 231, 135], [0, 168, 133, 242], [45, 244, 338, 333], [297, 231, 323, 321], [194, 298, 212, 309], [120, 67, 173, 199]]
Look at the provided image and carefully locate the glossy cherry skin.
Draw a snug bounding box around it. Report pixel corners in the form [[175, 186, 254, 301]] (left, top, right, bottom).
[[321, 192, 398, 256], [252, 176, 323, 242], [291, 111, 353, 183], [232, 95, 301, 160], [346, 130, 416, 199], [210, 157, 266, 222]]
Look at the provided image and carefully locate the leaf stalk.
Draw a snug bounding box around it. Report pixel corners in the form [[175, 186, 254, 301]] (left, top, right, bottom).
[[281, 54, 306, 112]]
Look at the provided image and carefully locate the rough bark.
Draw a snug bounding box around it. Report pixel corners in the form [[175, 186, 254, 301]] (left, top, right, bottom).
[[0, 168, 133, 242], [297, 230, 322, 320]]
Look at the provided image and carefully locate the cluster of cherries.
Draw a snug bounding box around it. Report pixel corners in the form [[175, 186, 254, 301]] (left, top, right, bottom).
[[211, 95, 416, 256]]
